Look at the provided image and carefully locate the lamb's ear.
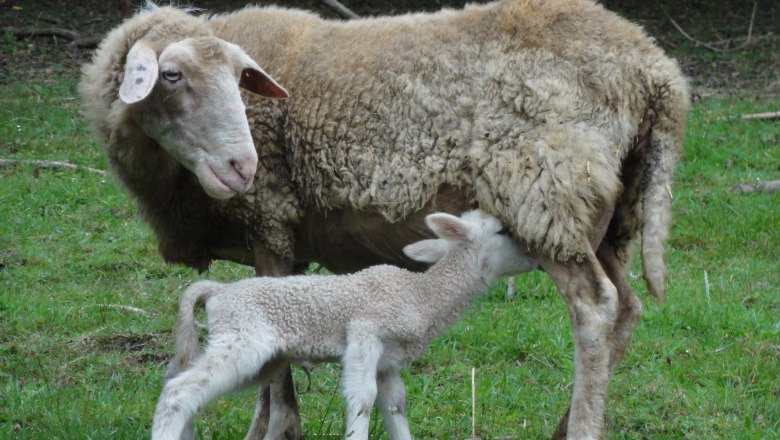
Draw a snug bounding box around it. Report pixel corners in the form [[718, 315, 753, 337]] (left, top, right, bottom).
[[425, 213, 473, 242], [403, 239, 449, 263], [119, 41, 158, 104], [238, 53, 289, 99]]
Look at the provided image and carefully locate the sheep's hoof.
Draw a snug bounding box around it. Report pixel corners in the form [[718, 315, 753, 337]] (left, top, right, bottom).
[[284, 426, 302, 440], [551, 406, 570, 439]]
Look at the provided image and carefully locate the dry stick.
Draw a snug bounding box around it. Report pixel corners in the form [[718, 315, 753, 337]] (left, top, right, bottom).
[[732, 179, 780, 194], [88, 304, 153, 317], [667, 17, 726, 52], [320, 0, 360, 20], [471, 367, 477, 440], [747, 2, 757, 45], [2, 26, 99, 48], [4, 26, 80, 40], [715, 111, 780, 121], [667, 4, 758, 54], [0, 158, 108, 175], [741, 111, 780, 121]]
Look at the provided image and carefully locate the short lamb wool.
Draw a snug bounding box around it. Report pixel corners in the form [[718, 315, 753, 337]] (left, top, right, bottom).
[[152, 210, 537, 440]]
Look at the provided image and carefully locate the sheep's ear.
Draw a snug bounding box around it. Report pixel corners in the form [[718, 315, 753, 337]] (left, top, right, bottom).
[[403, 239, 449, 263], [425, 213, 472, 242], [238, 54, 289, 99], [119, 41, 158, 104]]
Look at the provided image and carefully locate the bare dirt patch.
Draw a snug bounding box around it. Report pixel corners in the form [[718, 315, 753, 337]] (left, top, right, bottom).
[[79, 331, 170, 365]]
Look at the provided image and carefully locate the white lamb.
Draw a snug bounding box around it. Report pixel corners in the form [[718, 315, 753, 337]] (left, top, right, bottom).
[[152, 209, 537, 440]]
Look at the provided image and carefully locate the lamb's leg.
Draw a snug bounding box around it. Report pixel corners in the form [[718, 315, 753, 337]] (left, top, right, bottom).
[[550, 242, 643, 440], [341, 323, 383, 440], [244, 242, 301, 440], [153, 336, 274, 440], [376, 368, 412, 440], [538, 245, 618, 440]]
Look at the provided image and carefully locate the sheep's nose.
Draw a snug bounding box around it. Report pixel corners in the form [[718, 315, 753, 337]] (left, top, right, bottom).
[[230, 158, 255, 187]]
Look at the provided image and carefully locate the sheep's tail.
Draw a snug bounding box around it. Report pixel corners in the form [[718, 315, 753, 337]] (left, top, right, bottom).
[[166, 280, 220, 380], [640, 77, 690, 302], [610, 76, 689, 302]]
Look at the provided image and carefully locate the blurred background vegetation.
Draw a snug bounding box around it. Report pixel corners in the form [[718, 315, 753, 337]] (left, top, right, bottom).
[[1, 0, 779, 97]]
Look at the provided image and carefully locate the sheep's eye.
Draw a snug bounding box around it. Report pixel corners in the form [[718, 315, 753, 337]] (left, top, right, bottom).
[[161, 69, 182, 83], [497, 227, 510, 235]]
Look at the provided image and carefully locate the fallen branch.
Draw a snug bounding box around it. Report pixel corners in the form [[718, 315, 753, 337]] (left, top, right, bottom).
[[87, 304, 153, 317], [741, 111, 780, 121], [732, 179, 780, 193], [666, 3, 759, 53], [0, 158, 107, 175], [716, 111, 780, 121], [2, 26, 99, 48], [320, 0, 360, 19]]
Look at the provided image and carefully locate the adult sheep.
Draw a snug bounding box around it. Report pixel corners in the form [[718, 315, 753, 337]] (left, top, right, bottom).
[[80, 0, 689, 439]]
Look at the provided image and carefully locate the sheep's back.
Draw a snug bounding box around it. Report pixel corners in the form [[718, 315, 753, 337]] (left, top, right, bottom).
[[215, 0, 685, 262], [273, 0, 674, 260]]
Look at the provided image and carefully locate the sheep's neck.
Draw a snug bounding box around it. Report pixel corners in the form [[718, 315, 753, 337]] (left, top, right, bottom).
[[208, 10, 308, 75]]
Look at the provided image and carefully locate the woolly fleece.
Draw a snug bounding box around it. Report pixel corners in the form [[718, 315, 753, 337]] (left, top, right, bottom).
[[81, 0, 689, 293]]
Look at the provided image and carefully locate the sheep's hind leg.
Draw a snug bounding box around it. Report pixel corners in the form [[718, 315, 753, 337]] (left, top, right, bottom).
[[596, 242, 643, 373], [376, 368, 412, 440], [550, 241, 643, 440], [244, 244, 301, 440], [342, 323, 383, 440], [538, 245, 618, 440]]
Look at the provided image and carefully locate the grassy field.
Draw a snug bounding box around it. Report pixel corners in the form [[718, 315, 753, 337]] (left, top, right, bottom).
[[1, 72, 779, 439]]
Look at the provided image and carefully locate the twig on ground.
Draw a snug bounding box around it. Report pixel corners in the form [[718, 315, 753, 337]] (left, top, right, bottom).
[[741, 111, 780, 121], [2, 26, 100, 48], [666, 4, 761, 54], [732, 179, 780, 193], [667, 17, 728, 52], [714, 344, 731, 354], [470, 367, 477, 440], [0, 158, 108, 175], [87, 304, 153, 317], [717, 111, 780, 121], [320, 0, 360, 19]]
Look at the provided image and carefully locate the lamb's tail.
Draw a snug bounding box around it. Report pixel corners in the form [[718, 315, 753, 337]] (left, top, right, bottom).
[[609, 75, 690, 302], [165, 280, 221, 380]]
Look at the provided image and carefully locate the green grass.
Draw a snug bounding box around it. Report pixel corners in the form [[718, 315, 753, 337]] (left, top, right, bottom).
[[1, 75, 779, 439]]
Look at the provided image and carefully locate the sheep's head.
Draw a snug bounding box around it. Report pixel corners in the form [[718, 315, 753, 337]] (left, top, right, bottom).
[[118, 36, 288, 199], [403, 210, 538, 280]]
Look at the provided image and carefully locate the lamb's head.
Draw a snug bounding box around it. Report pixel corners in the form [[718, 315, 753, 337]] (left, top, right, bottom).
[[403, 210, 538, 280], [119, 36, 288, 199]]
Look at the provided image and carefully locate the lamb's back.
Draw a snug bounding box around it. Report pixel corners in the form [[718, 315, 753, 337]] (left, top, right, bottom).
[[206, 266, 425, 359]]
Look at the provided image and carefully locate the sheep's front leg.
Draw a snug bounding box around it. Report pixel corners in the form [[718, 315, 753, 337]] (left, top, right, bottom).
[[376, 368, 412, 440], [244, 242, 301, 440], [342, 323, 383, 440], [538, 245, 618, 440]]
